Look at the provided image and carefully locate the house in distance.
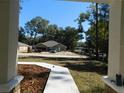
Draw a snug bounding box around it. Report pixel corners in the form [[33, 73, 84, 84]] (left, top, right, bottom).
[[35, 40, 67, 52], [18, 42, 32, 53]]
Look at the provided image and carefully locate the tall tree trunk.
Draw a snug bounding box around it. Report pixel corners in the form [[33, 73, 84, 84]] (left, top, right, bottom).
[[95, 3, 99, 60]]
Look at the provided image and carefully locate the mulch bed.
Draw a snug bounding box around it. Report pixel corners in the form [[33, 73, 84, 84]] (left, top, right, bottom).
[[18, 64, 50, 93]]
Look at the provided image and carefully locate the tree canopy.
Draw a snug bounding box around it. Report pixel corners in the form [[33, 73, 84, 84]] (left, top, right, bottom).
[[19, 16, 80, 51], [85, 3, 110, 60], [19, 3, 110, 60]]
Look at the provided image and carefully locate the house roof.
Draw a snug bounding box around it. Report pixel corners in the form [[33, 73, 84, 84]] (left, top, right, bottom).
[[18, 42, 30, 47], [36, 40, 67, 48], [42, 40, 60, 47]]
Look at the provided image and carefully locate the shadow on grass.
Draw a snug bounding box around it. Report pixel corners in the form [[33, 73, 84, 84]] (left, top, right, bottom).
[[63, 62, 107, 75], [19, 57, 107, 75], [19, 56, 83, 61]]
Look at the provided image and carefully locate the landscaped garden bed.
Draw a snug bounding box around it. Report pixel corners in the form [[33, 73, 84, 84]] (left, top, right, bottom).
[[18, 64, 50, 93]]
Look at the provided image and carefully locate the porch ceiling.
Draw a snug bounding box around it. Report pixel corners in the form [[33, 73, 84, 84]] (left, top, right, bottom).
[[64, 0, 110, 4]]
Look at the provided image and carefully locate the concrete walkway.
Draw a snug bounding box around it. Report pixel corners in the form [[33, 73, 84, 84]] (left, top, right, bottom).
[[18, 62, 80, 93]]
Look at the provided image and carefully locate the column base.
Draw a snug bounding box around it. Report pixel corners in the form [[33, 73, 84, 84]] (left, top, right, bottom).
[[102, 76, 124, 93], [0, 75, 23, 93]]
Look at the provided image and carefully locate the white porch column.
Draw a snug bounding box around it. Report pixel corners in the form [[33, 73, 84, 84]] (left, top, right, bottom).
[[108, 0, 124, 80], [0, 0, 23, 93]]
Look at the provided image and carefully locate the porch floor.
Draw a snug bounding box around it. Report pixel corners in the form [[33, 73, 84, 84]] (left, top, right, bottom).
[[18, 62, 80, 93]]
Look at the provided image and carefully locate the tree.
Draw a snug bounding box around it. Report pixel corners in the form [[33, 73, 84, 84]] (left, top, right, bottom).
[[76, 13, 89, 33], [95, 3, 99, 60], [42, 25, 80, 51], [64, 26, 80, 51], [85, 3, 110, 60], [43, 24, 59, 41], [18, 27, 27, 43], [75, 13, 89, 40], [24, 16, 49, 45]]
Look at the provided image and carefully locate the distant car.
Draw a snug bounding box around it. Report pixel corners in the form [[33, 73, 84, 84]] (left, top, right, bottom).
[[49, 49, 57, 53]]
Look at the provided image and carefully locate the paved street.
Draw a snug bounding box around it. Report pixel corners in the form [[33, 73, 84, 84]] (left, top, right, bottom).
[[18, 52, 88, 59]]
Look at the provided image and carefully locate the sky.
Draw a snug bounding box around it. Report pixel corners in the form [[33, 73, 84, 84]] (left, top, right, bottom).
[[19, 0, 91, 31]]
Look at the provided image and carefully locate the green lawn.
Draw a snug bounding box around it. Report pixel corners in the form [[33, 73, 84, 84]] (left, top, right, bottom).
[[18, 57, 107, 93]]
